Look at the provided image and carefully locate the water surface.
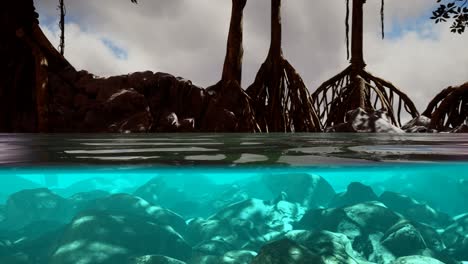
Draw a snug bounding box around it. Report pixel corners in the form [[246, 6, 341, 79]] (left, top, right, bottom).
[[1, 133, 467, 166], [0, 134, 467, 263]]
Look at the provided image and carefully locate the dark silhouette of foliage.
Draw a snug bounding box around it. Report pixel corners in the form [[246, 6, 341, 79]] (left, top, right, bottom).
[[312, 0, 418, 128], [431, 0, 468, 34]]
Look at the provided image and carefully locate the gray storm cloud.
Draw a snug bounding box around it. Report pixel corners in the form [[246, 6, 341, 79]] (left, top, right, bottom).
[[35, 0, 468, 113]]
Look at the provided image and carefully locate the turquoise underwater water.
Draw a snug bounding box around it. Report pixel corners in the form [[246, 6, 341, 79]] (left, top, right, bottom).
[[0, 134, 468, 263]]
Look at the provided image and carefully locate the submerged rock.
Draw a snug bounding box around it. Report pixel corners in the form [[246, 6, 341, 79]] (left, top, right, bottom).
[[381, 222, 427, 257], [297, 201, 401, 240], [261, 173, 335, 209], [357, 233, 396, 264], [371, 174, 467, 216], [186, 198, 305, 252], [185, 218, 237, 247], [2, 223, 65, 264], [379, 191, 451, 227], [211, 198, 304, 234], [0, 176, 41, 204], [2, 188, 72, 230], [67, 190, 110, 213], [50, 210, 192, 264], [0, 205, 5, 224], [442, 214, 468, 261], [329, 182, 379, 208], [460, 180, 468, 208], [193, 238, 236, 256], [188, 250, 256, 264], [392, 255, 446, 264], [128, 255, 187, 264], [134, 175, 249, 218], [344, 202, 402, 234], [82, 193, 187, 236], [251, 239, 323, 264], [285, 230, 365, 264], [54, 177, 137, 197]]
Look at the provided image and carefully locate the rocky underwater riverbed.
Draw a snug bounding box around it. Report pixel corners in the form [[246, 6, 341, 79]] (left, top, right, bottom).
[[0, 170, 467, 264]]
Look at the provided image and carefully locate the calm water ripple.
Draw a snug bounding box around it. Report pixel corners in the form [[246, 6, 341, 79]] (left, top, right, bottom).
[[0, 133, 467, 166]]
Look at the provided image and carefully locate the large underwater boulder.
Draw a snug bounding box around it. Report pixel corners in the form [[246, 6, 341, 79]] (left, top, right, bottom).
[[134, 175, 249, 218], [128, 255, 187, 264], [186, 198, 305, 252], [54, 177, 138, 197], [188, 250, 257, 264], [251, 238, 324, 264], [2, 220, 65, 244], [343, 202, 402, 234], [329, 182, 379, 208], [371, 173, 468, 216], [0, 205, 5, 224], [210, 198, 304, 236], [459, 179, 468, 205], [285, 230, 366, 264], [379, 191, 452, 228], [442, 213, 468, 261], [0, 175, 41, 203], [391, 255, 446, 264], [49, 210, 192, 264], [2, 188, 72, 230], [80, 193, 187, 236], [381, 222, 427, 257], [261, 173, 335, 209], [67, 190, 110, 213], [185, 218, 238, 249], [0, 223, 65, 264], [297, 201, 401, 238]]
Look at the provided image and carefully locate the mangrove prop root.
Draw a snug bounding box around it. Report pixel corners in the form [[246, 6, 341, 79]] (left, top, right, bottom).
[[247, 56, 321, 132], [246, 0, 320, 132], [205, 80, 259, 132], [222, 0, 247, 85], [425, 82, 468, 130], [206, 0, 259, 132], [313, 0, 417, 128], [311, 67, 419, 128]]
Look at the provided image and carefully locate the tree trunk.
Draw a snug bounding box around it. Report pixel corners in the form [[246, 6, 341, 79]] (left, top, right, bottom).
[[0, 0, 72, 132], [268, 0, 284, 131], [269, 0, 282, 58], [221, 0, 247, 85], [0, 0, 38, 132], [351, 0, 366, 71], [350, 0, 367, 110]]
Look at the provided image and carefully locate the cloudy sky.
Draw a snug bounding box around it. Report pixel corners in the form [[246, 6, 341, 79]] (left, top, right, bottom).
[[35, 0, 468, 112]]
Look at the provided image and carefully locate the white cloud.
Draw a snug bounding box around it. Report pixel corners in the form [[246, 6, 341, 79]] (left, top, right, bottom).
[[35, 0, 468, 112]]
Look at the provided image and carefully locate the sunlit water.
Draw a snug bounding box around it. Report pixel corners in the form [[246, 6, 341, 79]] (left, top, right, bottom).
[[0, 134, 467, 263]]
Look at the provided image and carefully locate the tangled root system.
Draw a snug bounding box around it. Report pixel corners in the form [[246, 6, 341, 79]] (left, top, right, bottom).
[[311, 66, 419, 128], [424, 82, 468, 130]]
